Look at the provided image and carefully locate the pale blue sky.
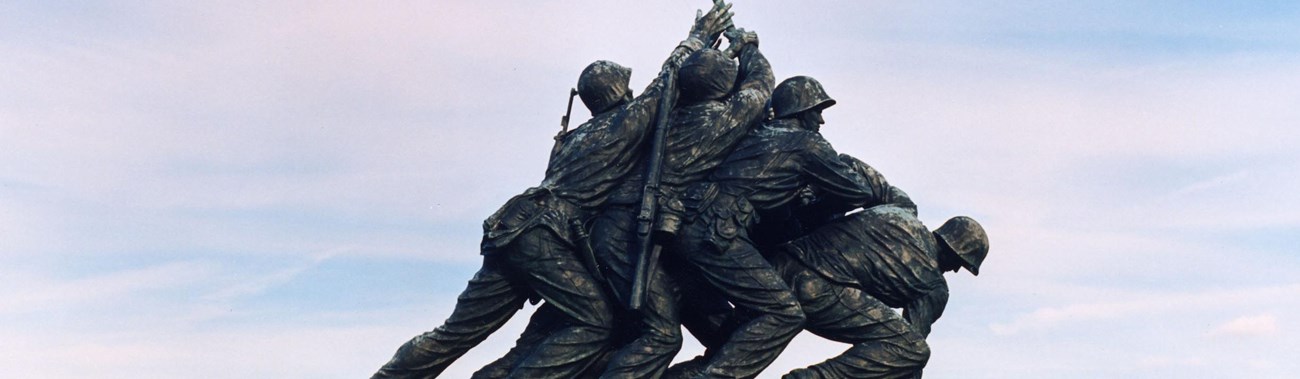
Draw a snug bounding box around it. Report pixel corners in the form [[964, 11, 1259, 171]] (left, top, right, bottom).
[[3, 1, 1299, 378]]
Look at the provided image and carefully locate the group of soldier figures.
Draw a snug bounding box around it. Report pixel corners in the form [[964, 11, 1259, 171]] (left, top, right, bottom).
[[373, 2, 989, 378]]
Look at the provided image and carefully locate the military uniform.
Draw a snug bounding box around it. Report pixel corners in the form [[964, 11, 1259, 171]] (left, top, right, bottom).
[[371, 37, 706, 379], [657, 119, 904, 378], [590, 41, 775, 378], [776, 205, 947, 379]]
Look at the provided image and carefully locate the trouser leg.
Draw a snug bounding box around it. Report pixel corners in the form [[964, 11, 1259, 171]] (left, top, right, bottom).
[[591, 206, 683, 379], [664, 262, 750, 379], [473, 305, 618, 379], [470, 303, 565, 379], [782, 268, 928, 379], [675, 266, 736, 353], [676, 215, 805, 379], [783, 339, 929, 379], [373, 257, 528, 379], [501, 228, 614, 378]]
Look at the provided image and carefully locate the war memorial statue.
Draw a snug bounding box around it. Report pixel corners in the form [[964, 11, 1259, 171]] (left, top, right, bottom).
[[372, 1, 990, 378]]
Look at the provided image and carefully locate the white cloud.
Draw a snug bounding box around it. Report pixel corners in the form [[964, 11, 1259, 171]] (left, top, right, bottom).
[[0, 291, 528, 379], [1137, 355, 1207, 368], [991, 285, 1300, 335], [0, 262, 213, 314], [202, 247, 345, 302], [1209, 313, 1279, 338]]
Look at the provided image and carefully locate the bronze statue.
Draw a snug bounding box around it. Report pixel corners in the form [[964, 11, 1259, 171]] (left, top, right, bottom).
[[658, 76, 905, 379], [584, 27, 775, 379], [775, 206, 988, 378], [372, 2, 990, 378], [370, 2, 735, 377], [663, 77, 984, 377]]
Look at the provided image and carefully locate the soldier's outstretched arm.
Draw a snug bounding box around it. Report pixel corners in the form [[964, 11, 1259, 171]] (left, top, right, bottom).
[[685, 27, 773, 153], [610, 1, 732, 139], [839, 153, 917, 213], [636, 0, 734, 99], [694, 0, 735, 50], [799, 138, 892, 212], [721, 28, 774, 128]]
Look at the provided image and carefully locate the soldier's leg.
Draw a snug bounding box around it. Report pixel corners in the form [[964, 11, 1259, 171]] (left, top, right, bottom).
[[501, 228, 615, 378], [782, 268, 928, 379], [675, 262, 737, 352], [591, 206, 684, 379], [470, 303, 564, 379], [675, 214, 805, 378], [373, 256, 529, 378], [473, 303, 619, 379], [661, 263, 741, 379]]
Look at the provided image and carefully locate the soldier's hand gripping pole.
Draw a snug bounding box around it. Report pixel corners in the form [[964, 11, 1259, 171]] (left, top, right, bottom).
[[629, 69, 678, 312]]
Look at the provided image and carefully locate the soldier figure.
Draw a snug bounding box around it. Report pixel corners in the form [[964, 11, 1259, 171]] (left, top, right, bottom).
[[659, 75, 912, 378], [587, 25, 775, 378], [374, 1, 994, 376], [369, 3, 734, 377], [775, 206, 989, 379]]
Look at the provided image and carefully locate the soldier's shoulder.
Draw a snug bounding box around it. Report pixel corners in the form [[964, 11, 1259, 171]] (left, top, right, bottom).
[[574, 113, 613, 131], [669, 101, 726, 122], [745, 123, 816, 151], [863, 204, 917, 217], [844, 206, 928, 235], [730, 86, 769, 104], [793, 129, 832, 150], [686, 100, 728, 112], [755, 121, 808, 136]]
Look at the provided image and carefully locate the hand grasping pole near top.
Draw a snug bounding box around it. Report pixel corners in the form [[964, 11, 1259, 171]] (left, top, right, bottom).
[[629, 0, 736, 312]]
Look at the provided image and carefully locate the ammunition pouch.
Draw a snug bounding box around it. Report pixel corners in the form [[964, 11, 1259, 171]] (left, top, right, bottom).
[[480, 187, 581, 254], [699, 190, 758, 255], [654, 196, 685, 241], [680, 181, 720, 218]]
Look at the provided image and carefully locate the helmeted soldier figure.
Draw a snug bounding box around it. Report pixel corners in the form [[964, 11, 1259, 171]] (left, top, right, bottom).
[[582, 23, 778, 377], [659, 76, 915, 378], [775, 206, 989, 379], [369, 4, 735, 377], [658, 76, 915, 379]]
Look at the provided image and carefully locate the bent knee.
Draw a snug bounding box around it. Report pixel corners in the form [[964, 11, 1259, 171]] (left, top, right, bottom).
[[912, 338, 932, 368], [586, 311, 615, 332], [885, 336, 930, 373], [567, 304, 615, 333], [773, 302, 806, 330], [573, 314, 615, 341], [646, 325, 684, 350]]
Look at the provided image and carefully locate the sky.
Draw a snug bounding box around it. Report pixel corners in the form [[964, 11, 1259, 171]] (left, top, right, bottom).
[[2, 1, 1299, 378]]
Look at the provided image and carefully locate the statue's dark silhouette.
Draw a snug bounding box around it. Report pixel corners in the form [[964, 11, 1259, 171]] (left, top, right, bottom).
[[372, 2, 990, 378]]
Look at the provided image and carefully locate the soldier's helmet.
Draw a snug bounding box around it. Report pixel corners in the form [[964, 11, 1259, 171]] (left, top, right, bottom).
[[934, 216, 989, 275], [578, 60, 632, 114], [771, 76, 836, 119], [678, 49, 738, 104]]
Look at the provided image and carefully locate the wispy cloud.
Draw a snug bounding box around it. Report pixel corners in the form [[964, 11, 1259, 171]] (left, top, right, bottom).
[[203, 246, 346, 302], [1209, 313, 1280, 338], [0, 262, 212, 314], [1136, 355, 1207, 369], [991, 285, 1300, 335]]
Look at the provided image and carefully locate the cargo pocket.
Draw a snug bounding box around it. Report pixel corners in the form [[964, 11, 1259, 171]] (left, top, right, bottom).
[[702, 212, 740, 254]]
